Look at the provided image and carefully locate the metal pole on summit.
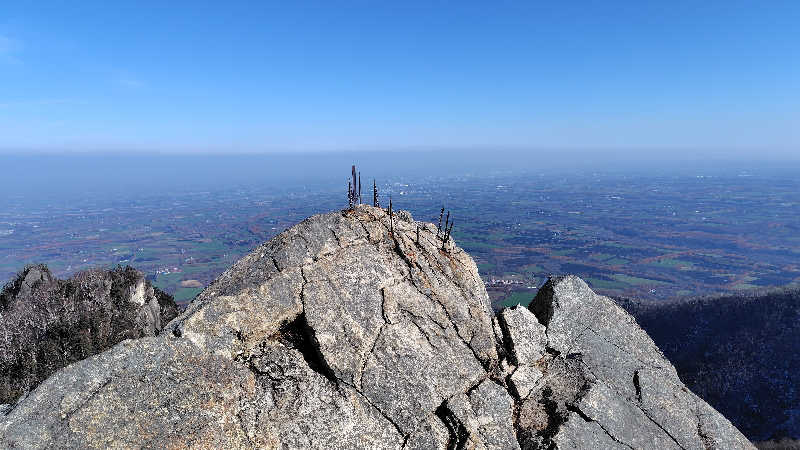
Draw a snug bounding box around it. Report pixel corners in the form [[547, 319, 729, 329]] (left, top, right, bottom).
[[351, 166, 357, 203], [347, 165, 359, 209], [373, 179, 380, 207], [437, 207, 445, 237], [348, 180, 353, 209], [388, 196, 393, 234]]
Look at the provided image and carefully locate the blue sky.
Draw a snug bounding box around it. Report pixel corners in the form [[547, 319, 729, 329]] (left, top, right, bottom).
[[0, 1, 797, 156]]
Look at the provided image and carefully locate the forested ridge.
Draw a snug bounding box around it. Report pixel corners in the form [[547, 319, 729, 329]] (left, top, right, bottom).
[[619, 287, 800, 441]]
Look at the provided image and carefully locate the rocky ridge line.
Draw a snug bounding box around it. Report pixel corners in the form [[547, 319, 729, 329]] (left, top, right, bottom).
[[0, 205, 753, 449]]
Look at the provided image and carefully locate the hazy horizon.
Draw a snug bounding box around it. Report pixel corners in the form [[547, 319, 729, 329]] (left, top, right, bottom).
[[2, 150, 799, 206]]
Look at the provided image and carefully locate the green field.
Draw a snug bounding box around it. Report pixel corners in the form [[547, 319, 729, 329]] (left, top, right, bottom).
[[520, 263, 546, 274], [476, 263, 496, 275], [499, 290, 536, 308], [612, 273, 669, 286], [173, 287, 203, 304], [606, 257, 629, 265], [586, 278, 626, 290], [653, 259, 695, 270]]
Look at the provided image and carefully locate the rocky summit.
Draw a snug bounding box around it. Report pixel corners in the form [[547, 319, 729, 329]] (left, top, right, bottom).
[[0, 205, 753, 449]]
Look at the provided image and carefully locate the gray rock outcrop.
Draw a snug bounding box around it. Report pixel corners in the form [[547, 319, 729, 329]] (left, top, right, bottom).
[[511, 276, 753, 449], [0, 206, 753, 449]]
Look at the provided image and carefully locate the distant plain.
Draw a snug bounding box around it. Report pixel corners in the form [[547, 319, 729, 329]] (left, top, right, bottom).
[[2, 153, 798, 308]]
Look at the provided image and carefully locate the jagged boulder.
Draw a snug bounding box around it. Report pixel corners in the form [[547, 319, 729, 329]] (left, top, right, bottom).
[[0, 206, 753, 449], [507, 276, 754, 449]]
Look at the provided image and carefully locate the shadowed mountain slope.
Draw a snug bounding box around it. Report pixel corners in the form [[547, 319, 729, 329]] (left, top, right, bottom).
[[620, 289, 800, 441]]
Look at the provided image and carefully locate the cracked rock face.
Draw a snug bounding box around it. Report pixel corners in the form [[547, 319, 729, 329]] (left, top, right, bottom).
[[511, 276, 754, 449], [0, 206, 752, 449]]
